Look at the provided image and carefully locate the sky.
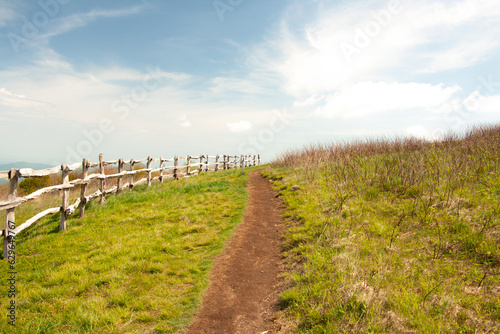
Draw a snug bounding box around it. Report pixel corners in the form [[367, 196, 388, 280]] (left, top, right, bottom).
[[0, 0, 499, 166]]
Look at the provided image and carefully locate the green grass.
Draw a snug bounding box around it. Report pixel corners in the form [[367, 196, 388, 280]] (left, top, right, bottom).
[[265, 125, 500, 333], [1, 167, 259, 333]]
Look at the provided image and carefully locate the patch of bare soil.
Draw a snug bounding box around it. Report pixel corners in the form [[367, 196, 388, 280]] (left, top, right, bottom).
[[186, 169, 285, 334]]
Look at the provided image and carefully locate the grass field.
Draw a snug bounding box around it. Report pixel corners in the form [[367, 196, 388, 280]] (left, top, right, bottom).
[[265, 125, 500, 333], [1, 167, 258, 333]]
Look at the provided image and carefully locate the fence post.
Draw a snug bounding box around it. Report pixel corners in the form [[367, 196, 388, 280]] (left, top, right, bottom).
[[215, 155, 219, 172], [205, 154, 209, 172], [159, 157, 164, 184], [79, 159, 89, 218], [3, 169, 18, 259], [223, 155, 227, 170], [99, 154, 105, 204], [117, 158, 124, 194], [186, 155, 191, 176], [199, 155, 203, 175], [147, 156, 152, 187], [173, 156, 179, 179], [60, 164, 69, 231], [258, 154, 261, 166], [129, 159, 134, 191], [241, 155, 245, 175]]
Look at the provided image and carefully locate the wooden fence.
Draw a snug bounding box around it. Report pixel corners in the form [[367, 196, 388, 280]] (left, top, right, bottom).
[[0, 153, 260, 258]]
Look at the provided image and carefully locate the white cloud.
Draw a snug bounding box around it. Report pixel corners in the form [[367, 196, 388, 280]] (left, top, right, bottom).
[[0, 87, 49, 108], [40, 6, 144, 40], [406, 125, 441, 141], [179, 115, 192, 128], [314, 81, 461, 119], [227, 120, 252, 132], [255, 0, 500, 98], [468, 94, 500, 113], [292, 95, 325, 108]]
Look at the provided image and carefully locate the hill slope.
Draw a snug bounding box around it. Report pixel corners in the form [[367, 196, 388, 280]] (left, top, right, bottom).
[[0, 168, 256, 333], [0, 162, 53, 184], [0, 162, 53, 171], [265, 125, 500, 333]]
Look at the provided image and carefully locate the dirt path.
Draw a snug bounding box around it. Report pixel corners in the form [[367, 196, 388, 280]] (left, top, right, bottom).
[[186, 169, 285, 334]]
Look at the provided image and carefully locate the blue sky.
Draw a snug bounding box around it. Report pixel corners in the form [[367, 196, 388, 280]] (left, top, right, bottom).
[[0, 0, 499, 165]]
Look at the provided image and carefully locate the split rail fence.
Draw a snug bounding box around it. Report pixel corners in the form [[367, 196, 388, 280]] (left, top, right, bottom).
[[1, 153, 260, 258]]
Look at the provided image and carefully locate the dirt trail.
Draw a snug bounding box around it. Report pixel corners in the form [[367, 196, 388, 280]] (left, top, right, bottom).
[[186, 169, 285, 334]]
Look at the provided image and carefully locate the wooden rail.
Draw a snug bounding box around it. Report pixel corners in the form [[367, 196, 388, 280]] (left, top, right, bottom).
[[0, 153, 260, 258]]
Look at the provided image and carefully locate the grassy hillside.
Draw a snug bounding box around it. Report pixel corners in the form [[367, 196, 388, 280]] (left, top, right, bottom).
[[265, 125, 500, 333], [0, 167, 258, 333]]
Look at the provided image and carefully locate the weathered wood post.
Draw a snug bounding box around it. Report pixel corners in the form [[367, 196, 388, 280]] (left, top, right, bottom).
[[215, 155, 219, 172], [159, 157, 164, 183], [258, 154, 261, 166], [223, 155, 227, 170], [99, 154, 105, 204], [241, 155, 245, 175], [205, 155, 209, 172], [198, 155, 203, 175], [79, 159, 89, 218], [173, 156, 179, 179], [3, 169, 18, 259], [129, 159, 134, 191], [147, 156, 152, 187], [60, 164, 70, 231], [234, 155, 238, 169], [186, 155, 191, 176], [117, 158, 124, 194]]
